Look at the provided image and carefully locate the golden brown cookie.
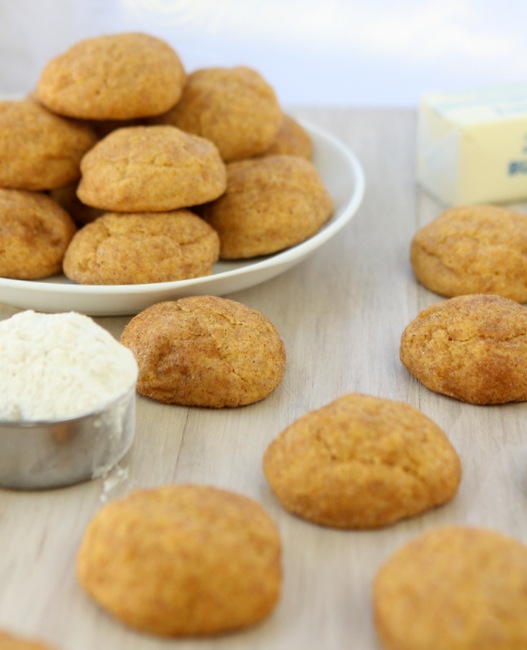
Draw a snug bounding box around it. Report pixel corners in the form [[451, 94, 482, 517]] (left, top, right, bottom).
[[411, 205, 527, 302], [0, 188, 77, 279], [400, 294, 527, 404], [77, 125, 227, 212], [201, 155, 333, 259], [0, 630, 58, 649], [263, 393, 461, 529], [62, 210, 219, 285], [259, 113, 312, 159], [77, 484, 282, 636], [36, 32, 186, 120], [120, 296, 286, 407], [0, 100, 97, 191], [154, 66, 282, 162], [374, 526, 527, 650]]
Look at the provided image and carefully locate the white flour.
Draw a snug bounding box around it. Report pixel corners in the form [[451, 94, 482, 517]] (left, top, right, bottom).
[[0, 310, 138, 422]]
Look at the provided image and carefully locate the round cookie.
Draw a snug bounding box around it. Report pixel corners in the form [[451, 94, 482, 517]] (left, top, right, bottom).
[[374, 526, 527, 650], [120, 296, 286, 407], [77, 125, 227, 212], [0, 630, 59, 649], [0, 100, 97, 191], [411, 204, 527, 302], [0, 188, 76, 280], [259, 113, 312, 159], [63, 211, 219, 285], [263, 393, 461, 529], [400, 294, 527, 404], [155, 66, 282, 162], [77, 484, 282, 636], [36, 32, 186, 120], [201, 155, 333, 259]]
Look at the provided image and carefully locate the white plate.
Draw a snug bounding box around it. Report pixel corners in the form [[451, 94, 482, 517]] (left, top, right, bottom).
[[0, 120, 365, 316]]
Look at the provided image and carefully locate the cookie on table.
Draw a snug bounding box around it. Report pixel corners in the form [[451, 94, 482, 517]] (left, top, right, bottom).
[[400, 294, 527, 404], [258, 113, 312, 159], [373, 526, 527, 650], [154, 66, 282, 162], [0, 189, 76, 280], [263, 393, 461, 529], [411, 204, 527, 302], [120, 296, 286, 407], [0, 100, 97, 191], [36, 32, 186, 120], [62, 210, 219, 285], [77, 484, 282, 637], [77, 125, 227, 212], [0, 630, 59, 649], [201, 155, 333, 259]]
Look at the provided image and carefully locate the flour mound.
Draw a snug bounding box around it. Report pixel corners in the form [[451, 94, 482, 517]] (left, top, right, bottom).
[[0, 310, 138, 421]]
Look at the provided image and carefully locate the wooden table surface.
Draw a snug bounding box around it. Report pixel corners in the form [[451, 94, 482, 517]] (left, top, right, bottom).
[[1, 107, 526, 650]]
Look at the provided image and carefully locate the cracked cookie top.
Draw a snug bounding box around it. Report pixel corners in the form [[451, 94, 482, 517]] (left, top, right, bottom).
[[120, 296, 286, 407], [62, 210, 219, 285], [36, 32, 186, 121], [410, 204, 527, 302], [262, 392, 461, 528], [76, 125, 227, 212], [400, 294, 527, 404]]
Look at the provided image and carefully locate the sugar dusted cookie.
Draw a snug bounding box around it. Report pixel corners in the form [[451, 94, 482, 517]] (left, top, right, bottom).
[[0, 189, 76, 280], [411, 204, 527, 302], [36, 32, 186, 120], [263, 393, 461, 528], [201, 155, 333, 259], [120, 296, 286, 407], [259, 113, 312, 159], [77, 126, 227, 212], [400, 294, 527, 404], [0, 630, 59, 649], [155, 66, 282, 162], [374, 526, 527, 650], [63, 211, 219, 285], [77, 484, 282, 636], [0, 100, 97, 191]]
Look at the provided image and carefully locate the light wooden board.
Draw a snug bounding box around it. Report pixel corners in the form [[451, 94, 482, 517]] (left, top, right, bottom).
[[1, 108, 526, 649]]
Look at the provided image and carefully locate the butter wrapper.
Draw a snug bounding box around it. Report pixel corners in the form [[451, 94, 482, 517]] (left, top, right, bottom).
[[416, 83, 527, 206]]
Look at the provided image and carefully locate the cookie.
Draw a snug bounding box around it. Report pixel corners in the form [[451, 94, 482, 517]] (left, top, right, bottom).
[[0, 189, 76, 280], [155, 66, 282, 162], [374, 526, 527, 650], [259, 113, 312, 159], [400, 294, 527, 404], [77, 484, 282, 636], [0, 100, 97, 191], [77, 125, 227, 212], [201, 155, 333, 258], [36, 32, 186, 120], [0, 631, 58, 649], [62, 211, 220, 285], [411, 204, 527, 302], [120, 296, 286, 407], [263, 393, 461, 529]]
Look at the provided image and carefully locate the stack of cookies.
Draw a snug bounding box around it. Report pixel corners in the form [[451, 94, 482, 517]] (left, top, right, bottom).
[[0, 31, 333, 286]]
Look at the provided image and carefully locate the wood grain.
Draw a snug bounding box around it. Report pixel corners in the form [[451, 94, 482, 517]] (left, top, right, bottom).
[[1, 108, 526, 650]]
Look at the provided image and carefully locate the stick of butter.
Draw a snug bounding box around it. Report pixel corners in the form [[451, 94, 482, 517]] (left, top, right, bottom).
[[417, 83, 527, 206]]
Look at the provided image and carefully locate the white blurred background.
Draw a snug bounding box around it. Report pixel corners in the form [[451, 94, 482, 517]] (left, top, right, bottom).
[[0, 0, 526, 107]]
